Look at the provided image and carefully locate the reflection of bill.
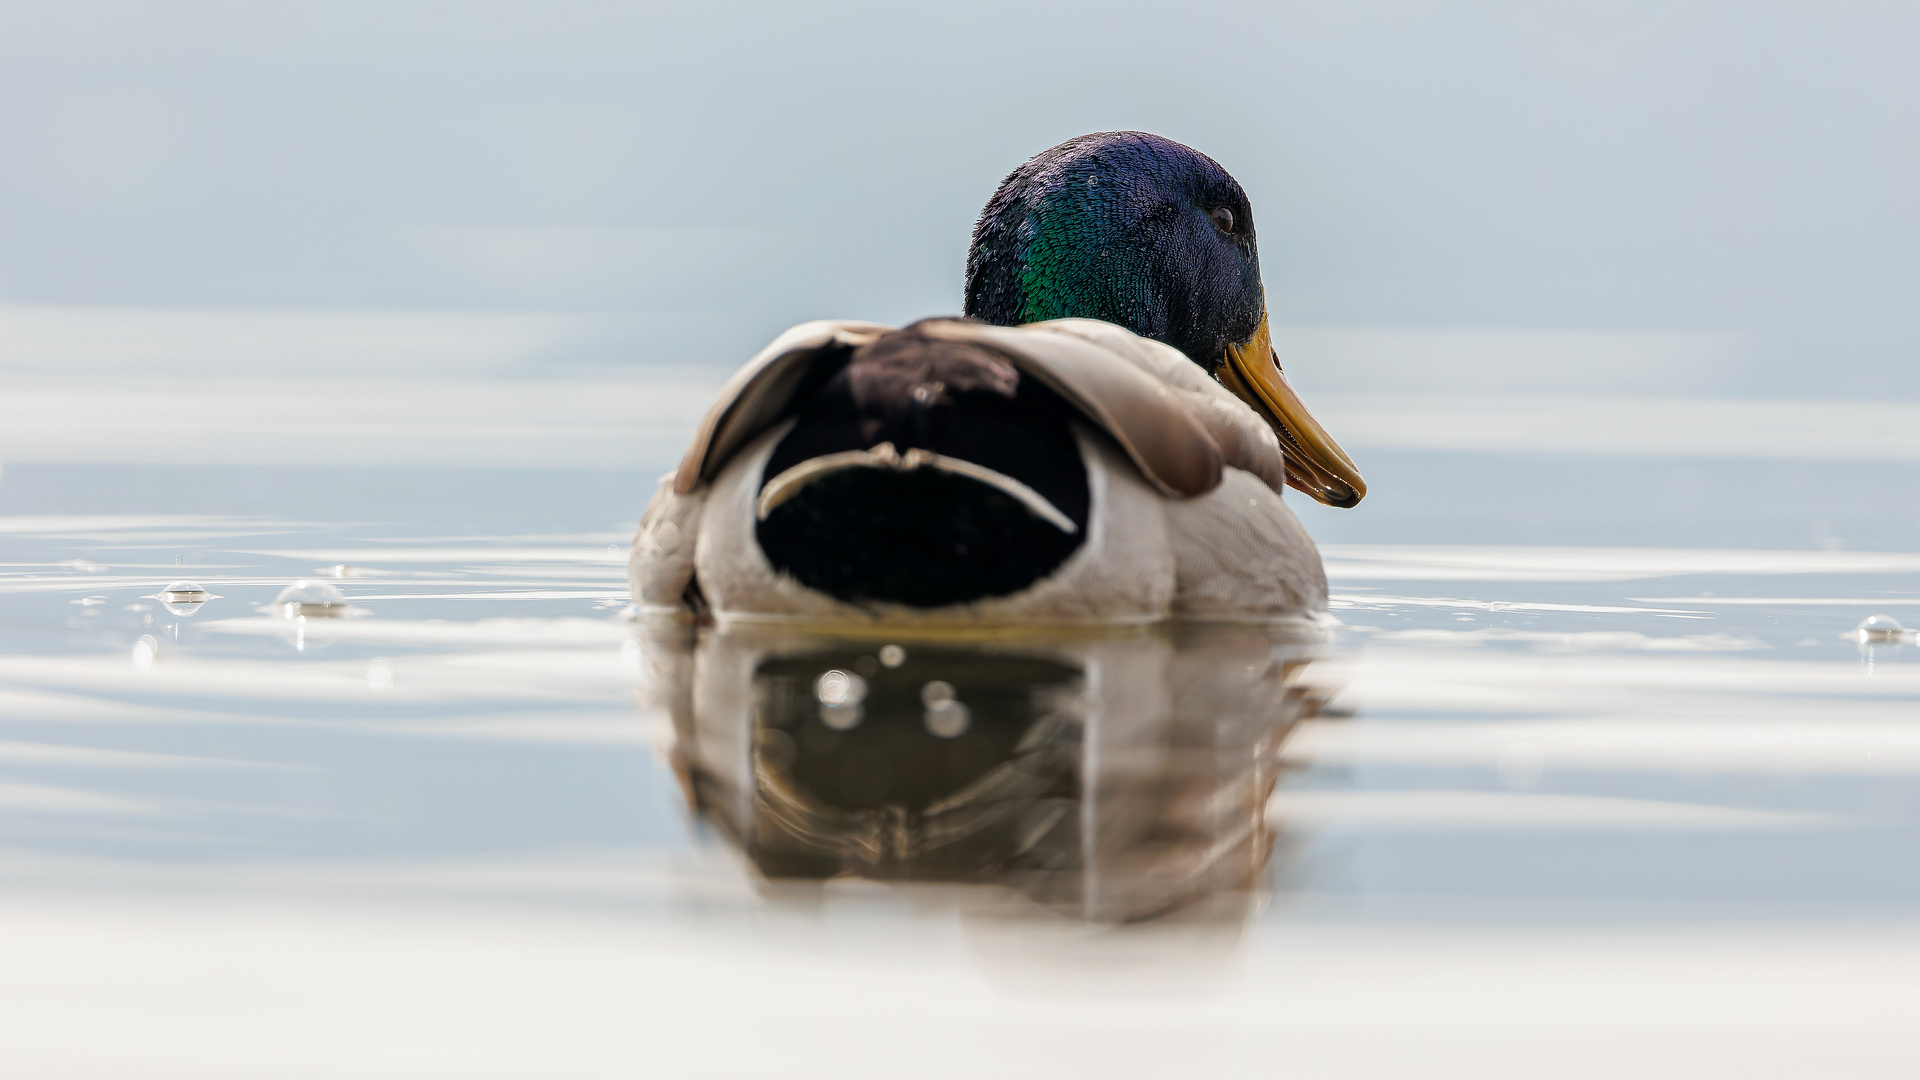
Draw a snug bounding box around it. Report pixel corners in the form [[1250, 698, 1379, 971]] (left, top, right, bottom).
[[639, 619, 1336, 924]]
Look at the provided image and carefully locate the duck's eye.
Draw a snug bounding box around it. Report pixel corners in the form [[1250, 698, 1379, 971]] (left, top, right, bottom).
[[1210, 206, 1235, 233]]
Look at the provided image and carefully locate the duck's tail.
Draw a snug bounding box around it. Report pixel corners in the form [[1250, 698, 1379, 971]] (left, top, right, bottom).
[[754, 322, 1090, 608]]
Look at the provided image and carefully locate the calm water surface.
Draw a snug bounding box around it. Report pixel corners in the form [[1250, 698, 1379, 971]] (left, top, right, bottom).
[[2, 463, 1918, 1077]]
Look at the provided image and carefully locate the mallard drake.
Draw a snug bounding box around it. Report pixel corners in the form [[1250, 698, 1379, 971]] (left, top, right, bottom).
[[631, 131, 1365, 624]]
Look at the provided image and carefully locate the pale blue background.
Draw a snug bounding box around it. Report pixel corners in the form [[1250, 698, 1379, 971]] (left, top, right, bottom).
[[3, 1, 1916, 394]]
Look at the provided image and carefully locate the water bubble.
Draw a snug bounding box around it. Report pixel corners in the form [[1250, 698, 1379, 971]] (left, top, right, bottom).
[[878, 644, 906, 668], [366, 658, 393, 690], [159, 580, 209, 616], [606, 544, 621, 560], [921, 679, 969, 738], [131, 635, 159, 671], [815, 670, 868, 730], [1856, 615, 1908, 644], [853, 655, 880, 677], [924, 700, 971, 739], [816, 669, 867, 707], [274, 580, 348, 619], [1497, 742, 1545, 788], [653, 522, 682, 554]]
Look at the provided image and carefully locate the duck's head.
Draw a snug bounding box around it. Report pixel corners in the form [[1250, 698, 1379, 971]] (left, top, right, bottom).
[[964, 131, 1365, 507]]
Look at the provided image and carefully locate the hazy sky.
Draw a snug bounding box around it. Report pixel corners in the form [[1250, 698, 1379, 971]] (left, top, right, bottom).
[[3, 1, 1916, 396]]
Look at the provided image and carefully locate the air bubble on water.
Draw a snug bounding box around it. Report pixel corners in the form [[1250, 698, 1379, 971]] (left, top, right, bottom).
[[817, 670, 867, 730], [366, 658, 393, 690], [816, 669, 867, 707], [159, 580, 210, 616], [878, 644, 906, 668], [925, 700, 971, 739], [1856, 615, 1908, 644], [606, 544, 622, 560], [274, 580, 348, 619], [853, 655, 879, 677], [920, 680, 955, 708], [132, 635, 159, 671]]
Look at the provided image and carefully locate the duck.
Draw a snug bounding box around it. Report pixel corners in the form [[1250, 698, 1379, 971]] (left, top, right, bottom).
[[630, 131, 1365, 625]]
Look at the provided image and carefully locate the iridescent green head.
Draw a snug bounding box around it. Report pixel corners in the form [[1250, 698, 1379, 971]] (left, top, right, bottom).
[[963, 131, 1265, 371], [963, 131, 1366, 508]]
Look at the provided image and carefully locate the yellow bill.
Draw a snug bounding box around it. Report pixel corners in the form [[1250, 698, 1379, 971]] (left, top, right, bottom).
[[1217, 309, 1366, 508]]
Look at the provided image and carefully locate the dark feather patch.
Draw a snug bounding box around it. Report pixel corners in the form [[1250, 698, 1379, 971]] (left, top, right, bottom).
[[757, 322, 1089, 608]]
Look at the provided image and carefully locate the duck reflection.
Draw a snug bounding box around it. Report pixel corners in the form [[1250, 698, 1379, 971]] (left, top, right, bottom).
[[640, 619, 1336, 924]]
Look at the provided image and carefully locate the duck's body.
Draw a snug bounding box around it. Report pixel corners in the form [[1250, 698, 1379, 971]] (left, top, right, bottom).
[[631, 133, 1363, 625], [632, 317, 1327, 623]]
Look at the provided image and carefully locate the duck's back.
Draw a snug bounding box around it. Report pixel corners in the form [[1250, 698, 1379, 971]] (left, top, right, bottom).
[[755, 326, 1090, 607], [630, 317, 1325, 622]]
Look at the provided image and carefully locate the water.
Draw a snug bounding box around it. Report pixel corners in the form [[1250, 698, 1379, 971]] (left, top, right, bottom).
[[3, 460, 1919, 1076], [646, 618, 1323, 924]]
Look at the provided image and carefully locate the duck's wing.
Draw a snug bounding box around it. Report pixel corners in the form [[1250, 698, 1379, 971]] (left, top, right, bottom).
[[672, 320, 893, 495], [1014, 319, 1293, 496], [673, 316, 1287, 500], [916, 319, 1288, 498], [907, 320, 1221, 497]]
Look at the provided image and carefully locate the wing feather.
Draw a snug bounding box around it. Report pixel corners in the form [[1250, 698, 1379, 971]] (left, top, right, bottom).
[[673, 317, 1282, 500], [671, 320, 891, 494]]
